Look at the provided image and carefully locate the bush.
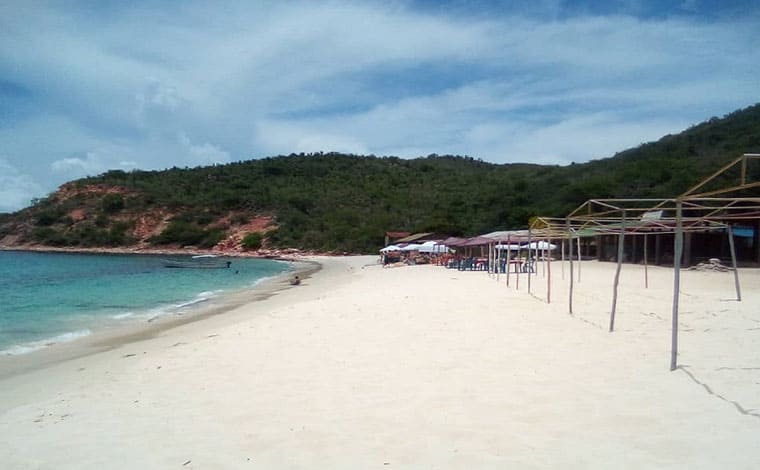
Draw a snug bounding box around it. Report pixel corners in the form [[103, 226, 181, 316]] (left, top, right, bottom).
[[31, 227, 68, 246], [150, 220, 225, 248], [241, 232, 263, 250], [199, 228, 226, 249], [101, 194, 125, 213], [35, 208, 64, 226], [150, 220, 207, 246]]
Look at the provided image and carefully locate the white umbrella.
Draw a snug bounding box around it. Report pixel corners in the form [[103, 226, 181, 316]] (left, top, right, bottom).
[[379, 245, 402, 252], [400, 243, 423, 251], [524, 241, 557, 250], [495, 243, 522, 250]]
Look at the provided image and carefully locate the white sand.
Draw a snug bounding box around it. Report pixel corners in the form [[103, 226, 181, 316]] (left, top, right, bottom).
[[1, 256, 759, 469]]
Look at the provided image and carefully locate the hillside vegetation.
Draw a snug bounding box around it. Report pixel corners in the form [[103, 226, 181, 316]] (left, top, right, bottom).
[[2, 103, 759, 253]]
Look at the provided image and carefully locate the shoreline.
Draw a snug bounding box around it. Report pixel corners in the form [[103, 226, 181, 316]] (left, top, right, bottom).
[[0, 255, 322, 379], [0, 243, 349, 261]]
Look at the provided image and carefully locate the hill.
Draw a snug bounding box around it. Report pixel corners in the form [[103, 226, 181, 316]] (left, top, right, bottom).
[[2, 103, 760, 254]]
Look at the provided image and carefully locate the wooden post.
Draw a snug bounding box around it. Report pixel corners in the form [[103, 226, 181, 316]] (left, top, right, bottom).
[[727, 225, 742, 301], [577, 235, 582, 283], [515, 243, 520, 291], [609, 211, 626, 332], [561, 238, 565, 280], [644, 233, 649, 289], [542, 244, 546, 278], [496, 242, 501, 282], [547, 238, 552, 304], [671, 200, 683, 371], [567, 220, 574, 315], [489, 242, 494, 276], [506, 235, 512, 287], [527, 228, 532, 294]]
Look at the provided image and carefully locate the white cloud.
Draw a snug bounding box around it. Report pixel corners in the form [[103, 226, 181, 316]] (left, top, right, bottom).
[[51, 152, 106, 175], [177, 133, 231, 167], [0, 159, 45, 212]]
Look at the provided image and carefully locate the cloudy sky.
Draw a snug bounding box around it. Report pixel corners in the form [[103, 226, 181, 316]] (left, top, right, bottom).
[[1, 0, 758, 212]]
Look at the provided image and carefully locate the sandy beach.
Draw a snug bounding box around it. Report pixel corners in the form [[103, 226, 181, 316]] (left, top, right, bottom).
[[1, 256, 759, 469]]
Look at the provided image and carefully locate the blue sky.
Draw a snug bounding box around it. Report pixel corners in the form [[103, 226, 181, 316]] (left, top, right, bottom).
[[1, 0, 759, 212]]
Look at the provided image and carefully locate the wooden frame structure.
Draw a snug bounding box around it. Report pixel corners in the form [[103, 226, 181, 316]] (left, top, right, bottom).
[[525, 154, 760, 370]]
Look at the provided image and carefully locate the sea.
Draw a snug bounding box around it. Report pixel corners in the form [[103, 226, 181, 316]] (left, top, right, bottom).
[[0, 251, 292, 356]]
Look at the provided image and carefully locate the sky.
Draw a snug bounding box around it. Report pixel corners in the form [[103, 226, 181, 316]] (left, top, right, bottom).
[[1, 0, 759, 212]]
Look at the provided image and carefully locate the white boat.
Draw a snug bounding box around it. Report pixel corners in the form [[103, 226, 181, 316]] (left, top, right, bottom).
[[163, 255, 232, 269]]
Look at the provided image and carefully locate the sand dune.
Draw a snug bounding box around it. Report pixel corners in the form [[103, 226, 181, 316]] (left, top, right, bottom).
[[1, 256, 758, 469]]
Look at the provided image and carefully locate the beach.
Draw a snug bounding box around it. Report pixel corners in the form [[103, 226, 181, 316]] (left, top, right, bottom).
[[1, 256, 759, 469]]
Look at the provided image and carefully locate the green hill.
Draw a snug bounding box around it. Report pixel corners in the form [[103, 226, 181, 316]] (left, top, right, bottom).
[[2, 103, 759, 253]]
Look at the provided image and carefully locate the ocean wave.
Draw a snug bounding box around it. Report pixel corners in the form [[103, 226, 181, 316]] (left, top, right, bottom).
[[111, 312, 135, 320], [248, 274, 282, 287], [0, 329, 92, 356]]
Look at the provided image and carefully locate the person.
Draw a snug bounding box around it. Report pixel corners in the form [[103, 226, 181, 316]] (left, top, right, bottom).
[[290, 275, 301, 286]]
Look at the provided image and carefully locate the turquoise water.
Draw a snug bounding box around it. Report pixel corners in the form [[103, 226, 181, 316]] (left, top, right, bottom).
[[0, 251, 291, 355]]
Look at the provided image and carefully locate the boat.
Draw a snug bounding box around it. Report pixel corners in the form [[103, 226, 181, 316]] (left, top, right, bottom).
[[163, 255, 232, 269]]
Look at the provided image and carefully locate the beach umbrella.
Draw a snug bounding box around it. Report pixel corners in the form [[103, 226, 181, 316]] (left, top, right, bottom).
[[400, 243, 423, 251], [524, 241, 557, 250], [379, 245, 402, 252], [495, 243, 522, 251]]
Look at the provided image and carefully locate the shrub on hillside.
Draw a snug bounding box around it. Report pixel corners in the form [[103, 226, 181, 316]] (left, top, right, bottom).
[[150, 220, 226, 248], [101, 194, 125, 213], [241, 232, 263, 250]]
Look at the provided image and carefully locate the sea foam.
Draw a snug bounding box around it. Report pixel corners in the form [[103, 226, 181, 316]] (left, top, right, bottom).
[[0, 329, 92, 356]]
